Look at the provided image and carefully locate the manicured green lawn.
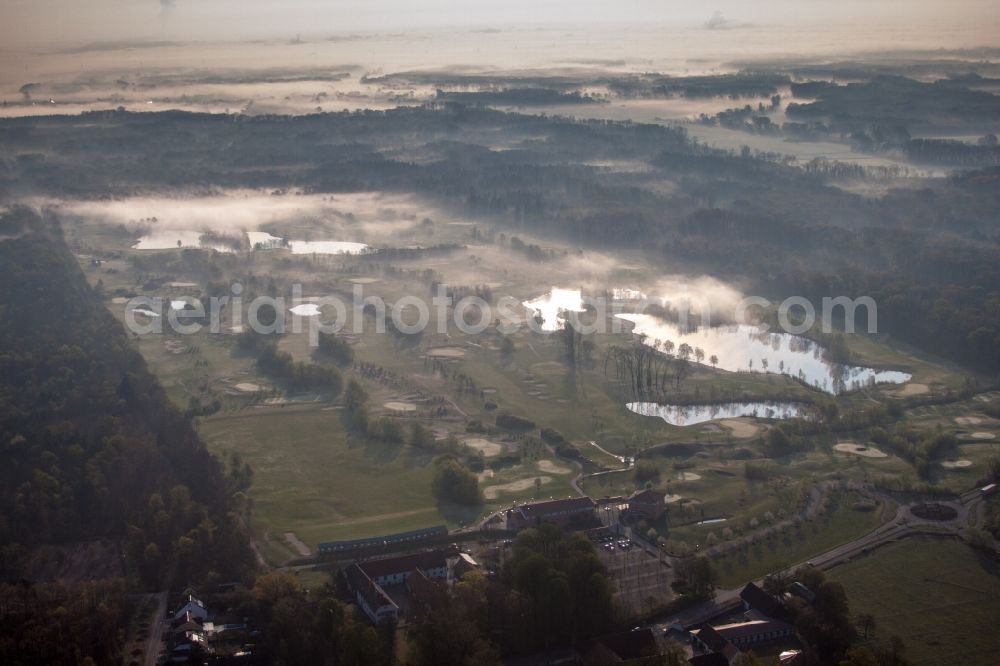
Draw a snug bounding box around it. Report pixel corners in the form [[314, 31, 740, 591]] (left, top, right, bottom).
[[200, 404, 449, 551], [829, 537, 1000, 666], [199, 402, 575, 562]]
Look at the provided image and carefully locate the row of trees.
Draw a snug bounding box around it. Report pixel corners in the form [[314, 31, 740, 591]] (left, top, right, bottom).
[[604, 343, 693, 397]]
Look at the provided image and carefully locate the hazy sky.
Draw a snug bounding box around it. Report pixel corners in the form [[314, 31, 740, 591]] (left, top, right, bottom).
[[2, 0, 997, 47]]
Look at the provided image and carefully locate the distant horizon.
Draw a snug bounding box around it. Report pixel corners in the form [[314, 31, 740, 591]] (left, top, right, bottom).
[[3, 18, 998, 96], [3, 0, 999, 49]]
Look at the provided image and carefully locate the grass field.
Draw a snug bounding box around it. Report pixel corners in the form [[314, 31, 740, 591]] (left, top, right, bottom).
[[829, 537, 1000, 665], [710, 491, 884, 588], [199, 404, 450, 558], [198, 402, 576, 563]]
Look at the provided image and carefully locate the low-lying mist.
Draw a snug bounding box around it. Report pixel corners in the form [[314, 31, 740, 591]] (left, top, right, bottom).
[[39, 190, 456, 244]]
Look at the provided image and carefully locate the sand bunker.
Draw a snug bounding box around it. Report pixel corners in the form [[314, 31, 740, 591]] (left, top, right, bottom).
[[235, 382, 263, 392], [664, 494, 683, 503], [384, 401, 417, 412], [720, 419, 760, 438], [896, 383, 929, 396], [164, 340, 186, 354], [834, 442, 888, 458], [464, 438, 503, 457], [427, 346, 466, 358], [955, 416, 984, 426], [484, 476, 552, 499], [676, 472, 702, 481], [941, 460, 973, 469], [970, 432, 996, 440], [537, 460, 572, 475]]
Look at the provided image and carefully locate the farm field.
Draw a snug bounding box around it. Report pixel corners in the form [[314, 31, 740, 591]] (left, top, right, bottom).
[[829, 537, 1000, 666]]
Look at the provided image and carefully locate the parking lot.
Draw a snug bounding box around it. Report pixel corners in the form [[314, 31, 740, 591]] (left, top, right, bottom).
[[593, 534, 674, 618]]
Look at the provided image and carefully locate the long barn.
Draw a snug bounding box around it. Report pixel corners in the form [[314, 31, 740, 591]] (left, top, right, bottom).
[[317, 525, 449, 555]]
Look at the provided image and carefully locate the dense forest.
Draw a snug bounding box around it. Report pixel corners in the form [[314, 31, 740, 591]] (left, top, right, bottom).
[[0, 208, 255, 660]]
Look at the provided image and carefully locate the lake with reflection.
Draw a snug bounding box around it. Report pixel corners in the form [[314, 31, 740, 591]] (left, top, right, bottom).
[[288, 240, 369, 255], [616, 313, 910, 395], [133, 230, 235, 252], [522, 288, 586, 332], [627, 401, 807, 426]]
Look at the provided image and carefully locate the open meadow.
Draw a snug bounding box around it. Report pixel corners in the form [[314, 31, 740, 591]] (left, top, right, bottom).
[[829, 537, 1000, 666]]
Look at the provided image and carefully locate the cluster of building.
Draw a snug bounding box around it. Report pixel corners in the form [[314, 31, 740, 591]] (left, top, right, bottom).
[[688, 582, 806, 665], [333, 490, 674, 632], [165, 589, 256, 663], [339, 548, 483, 625], [503, 488, 668, 532]]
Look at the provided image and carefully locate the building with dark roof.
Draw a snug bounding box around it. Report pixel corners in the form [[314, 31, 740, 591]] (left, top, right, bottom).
[[740, 582, 784, 619], [342, 563, 399, 625], [451, 553, 480, 580], [405, 568, 443, 621], [583, 627, 661, 663], [626, 488, 667, 521], [506, 496, 597, 530], [690, 624, 734, 655], [173, 593, 209, 623], [359, 550, 449, 586]]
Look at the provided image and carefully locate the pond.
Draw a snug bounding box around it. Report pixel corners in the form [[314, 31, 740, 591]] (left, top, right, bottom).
[[616, 313, 910, 394], [626, 401, 807, 426], [522, 288, 585, 332], [133, 230, 235, 252], [288, 240, 369, 255], [246, 231, 285, 249]]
